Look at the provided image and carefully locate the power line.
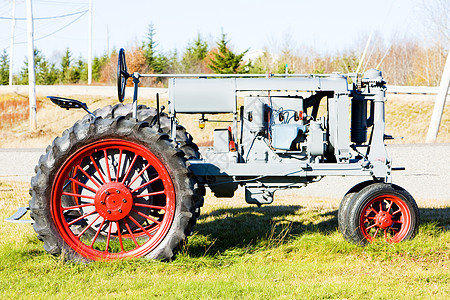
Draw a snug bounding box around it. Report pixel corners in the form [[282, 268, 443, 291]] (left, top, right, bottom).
[[0, 9, 88, 20], [14, 9, 88, 44]]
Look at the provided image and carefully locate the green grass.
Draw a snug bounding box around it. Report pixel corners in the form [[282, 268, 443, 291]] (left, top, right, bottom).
[[0, 181, 449, 299]]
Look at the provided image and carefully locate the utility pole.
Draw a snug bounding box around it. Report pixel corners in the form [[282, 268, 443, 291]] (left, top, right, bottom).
[[26, 0, 37, 131], [9, 0, 16, 86], [426, 51, 450, 143], [88, 0, 93, 84], [106, 24, 109, 57]]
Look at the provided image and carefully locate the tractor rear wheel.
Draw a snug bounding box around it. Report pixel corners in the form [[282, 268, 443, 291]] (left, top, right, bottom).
[[30, 116, 201, 261]]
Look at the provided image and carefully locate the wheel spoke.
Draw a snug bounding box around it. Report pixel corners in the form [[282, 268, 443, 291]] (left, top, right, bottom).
[[67, 210, 96, 226], [116, 221, 124, 252], [121, 154, 139, 184], [366, 223, 378, 230], [105, 221, 112, 253], [124, 220, 139, 247], [135, 190, 165, 198], [76, 165, 102, 188], [369, 208, 378, 215], [131, 175, 160, 193], [384, 229, 388, 241], [62, 192, 95, 200], [116, 149, 123, 182], [127, 163, 152, 188], [103, 149, 112, 182], [90, 155, 106, 184], [90, 218, 106, 248], [77, 215, 100, 238], [63, 173, 78, 190], [62, 203, 95, 211], [128, 215, 152, 238], [133, 203, 166, 211], [373, 227, 380, 238], [131, 208, 161, 225], [392, 209, 402, 215], [69, 177, 98, 193]]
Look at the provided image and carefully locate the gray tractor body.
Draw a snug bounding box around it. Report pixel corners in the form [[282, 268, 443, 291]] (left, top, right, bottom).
[[167, 69, 391, 206]]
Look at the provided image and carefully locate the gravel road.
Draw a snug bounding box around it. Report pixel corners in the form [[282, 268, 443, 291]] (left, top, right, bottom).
[[1, 144, 449, 201]]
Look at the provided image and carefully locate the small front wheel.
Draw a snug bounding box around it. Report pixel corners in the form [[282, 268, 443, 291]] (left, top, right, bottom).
[[344, 183, 419, 245]]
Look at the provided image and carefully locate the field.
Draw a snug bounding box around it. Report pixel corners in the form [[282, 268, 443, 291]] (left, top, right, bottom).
[[0, 180, 449, 299], [0, 91, 449, 298]]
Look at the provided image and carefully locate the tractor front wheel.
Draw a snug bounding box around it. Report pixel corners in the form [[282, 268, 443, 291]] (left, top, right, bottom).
[[344, 183, 419, 245]]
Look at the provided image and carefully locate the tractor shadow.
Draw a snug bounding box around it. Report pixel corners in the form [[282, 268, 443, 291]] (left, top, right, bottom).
[[419, 207, 450, 228], [186, 205, 450, 258], [187, 205, 338, 257]]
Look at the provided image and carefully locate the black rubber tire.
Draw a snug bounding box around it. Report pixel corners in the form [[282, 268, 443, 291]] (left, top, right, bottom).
[[344, 183, 419, 245], [29, 116, 203, 262], [338, 180, 374, 239]]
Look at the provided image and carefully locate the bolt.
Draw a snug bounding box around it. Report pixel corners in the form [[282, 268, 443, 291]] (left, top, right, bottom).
[[116, 190, 120, 194], [105, 191, 110, 195], [118, 209, 122, 213], [107, 210, 111, 214], [122, 199, 127, 203], [100, 201, 105, 205]]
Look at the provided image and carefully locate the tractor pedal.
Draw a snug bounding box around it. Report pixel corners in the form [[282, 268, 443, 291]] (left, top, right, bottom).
[[5, 206, 34, 224]]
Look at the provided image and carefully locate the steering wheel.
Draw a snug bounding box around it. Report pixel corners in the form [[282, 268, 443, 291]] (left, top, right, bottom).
[[117, 48, 130, 102]]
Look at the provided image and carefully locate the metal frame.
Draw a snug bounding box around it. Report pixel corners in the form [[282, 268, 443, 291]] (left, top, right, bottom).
[[125, 68, 391, 205]]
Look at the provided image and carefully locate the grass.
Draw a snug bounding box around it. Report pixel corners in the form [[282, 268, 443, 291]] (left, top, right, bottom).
[[0, 180, 448, 299]]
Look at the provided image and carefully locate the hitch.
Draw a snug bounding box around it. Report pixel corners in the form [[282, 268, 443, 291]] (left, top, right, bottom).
[[5, 206, 34, 224], [48, 96, 95, 117]]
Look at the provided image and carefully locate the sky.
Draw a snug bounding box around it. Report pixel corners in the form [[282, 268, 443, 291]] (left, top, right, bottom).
[[0, 0, 431, 73]]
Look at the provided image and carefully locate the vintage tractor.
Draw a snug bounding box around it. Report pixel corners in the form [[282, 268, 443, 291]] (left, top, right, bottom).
[[16, 48, 419, 261]]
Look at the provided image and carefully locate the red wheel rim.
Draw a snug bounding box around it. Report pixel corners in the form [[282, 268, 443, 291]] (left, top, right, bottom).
[[360, 194, 411, 243], [51, 139, 176, 260]]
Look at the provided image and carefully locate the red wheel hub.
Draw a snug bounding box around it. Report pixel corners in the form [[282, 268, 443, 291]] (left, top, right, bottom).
[[374, 211, 393, 229], [94, 182, 133, 221]]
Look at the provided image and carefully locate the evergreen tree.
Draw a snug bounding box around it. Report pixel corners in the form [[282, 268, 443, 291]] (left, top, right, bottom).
[[142, 23, 168, 73], [166, 50, 182, 73], [60, 48, 71, 83], [208, 32, 248, 74], [0, 50, 9, 85], [92, 53, 109, 82], [181, 34, 208, 73], [18, 49, 58, 85]]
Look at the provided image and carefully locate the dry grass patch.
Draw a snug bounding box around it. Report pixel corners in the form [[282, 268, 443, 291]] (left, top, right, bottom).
[[0, 92, 448, 148]]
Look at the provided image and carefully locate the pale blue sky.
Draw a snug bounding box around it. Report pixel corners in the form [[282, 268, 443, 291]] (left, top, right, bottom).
[[0, 0, 430, 72]]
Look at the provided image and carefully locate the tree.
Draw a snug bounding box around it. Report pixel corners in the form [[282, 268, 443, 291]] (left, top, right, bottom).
[[60, 48, 71, 83], [92, 53, 109, 82], [208, 32, 248, 74], [181, 34, 208, 73], [142, 23, 168, 73], [18, 49, 58, 85], [0, 50, 9, 85]]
